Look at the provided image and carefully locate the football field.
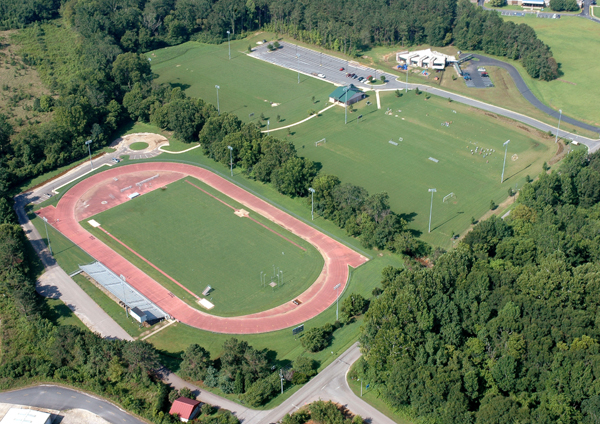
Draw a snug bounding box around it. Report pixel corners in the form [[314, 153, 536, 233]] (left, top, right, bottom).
[[83, 177, 324, 317], [289, 92, 556, 246]]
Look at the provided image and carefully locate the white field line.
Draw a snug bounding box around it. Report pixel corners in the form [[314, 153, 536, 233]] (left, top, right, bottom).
[[261, 104, 336, 133]]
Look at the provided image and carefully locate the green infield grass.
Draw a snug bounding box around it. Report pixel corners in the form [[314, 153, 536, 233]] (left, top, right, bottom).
[[148, 38, 334, 127], [501, 14, 600, 127], [129, 141, 149, 150], [83, 177, 324, 317], [287, 91, 556, 247]]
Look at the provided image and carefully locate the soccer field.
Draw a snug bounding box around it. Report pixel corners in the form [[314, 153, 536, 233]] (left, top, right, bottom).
[[83, 177, 324, 317], [289, 92, 556, 247], [148, 37, 334, 126]]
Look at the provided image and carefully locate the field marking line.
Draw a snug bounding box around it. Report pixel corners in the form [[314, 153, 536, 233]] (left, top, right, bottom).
[[98, 227, 200, 300], [376, 90, 381, 110], [159, 144, 202, 154], [186, 179, 306, 251], [141, 319, 176, 340], [261, 104, 336, 133]]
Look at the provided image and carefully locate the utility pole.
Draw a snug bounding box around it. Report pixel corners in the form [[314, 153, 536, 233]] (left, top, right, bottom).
[[227, 30, 231, 60], [215, 85, 220, 115], [308, 187, 315, 220], [85, 139, 93, 170], [343, 87, 350, 125], [334, 283, 341, 321], [227, 145, 233, 177], [42, 217, 52, 255], [297, 54, 300, 84], [501, 140, 510, 183], [428, 188, 436, 233], [555, 109, 562, 143], [279, 369, 284, 394]]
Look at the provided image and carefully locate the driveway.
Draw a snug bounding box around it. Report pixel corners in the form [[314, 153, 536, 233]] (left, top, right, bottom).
[[0, 386, 146, 424]]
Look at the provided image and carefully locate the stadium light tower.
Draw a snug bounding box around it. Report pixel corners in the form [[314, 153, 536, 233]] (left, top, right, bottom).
[[267, 120, 270, 132], [42, 216, 52, 255], [501, 140, 510, 183], [215, 85, 220, 115], [297, 54, 300, 84], [428, 188, 436, 233], [227, 31, 231, 60], [85, 139, 93, 170], [334, 283, 341, 321], [555, 109, 562, 144], [227, 145, 233, 177], [308, 187, 315, 220]]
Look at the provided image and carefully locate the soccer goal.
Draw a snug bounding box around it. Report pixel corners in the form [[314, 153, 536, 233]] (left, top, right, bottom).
[[315, 138, 326, 147], [443, 192, 456, 203]]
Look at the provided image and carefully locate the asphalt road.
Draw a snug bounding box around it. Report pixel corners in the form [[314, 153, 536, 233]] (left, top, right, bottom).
[[0, 386, 146, 424]]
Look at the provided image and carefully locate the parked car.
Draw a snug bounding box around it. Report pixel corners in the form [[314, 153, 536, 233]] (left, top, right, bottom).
[[481, 72, 489, 77], [317, 73, 326, 78], [112, 158, 121, 163], [358, 76, 364, 81], [477, 67, 486, 72], [339, 67, 345, 71], [352, 75, 358, 79]]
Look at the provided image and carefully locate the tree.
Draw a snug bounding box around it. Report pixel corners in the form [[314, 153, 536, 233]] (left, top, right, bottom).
[[122, 340, 159, 373], [489, 0, 507, 6], [341, 293, 368, 319], [490, 200, 497, 210], [272, 157, 317, 197], [180, 344, 212, 381], [300, 325, 333, 352], [273, 41, 280, 49], [380, 75, 385, 83], [111, 52, 152, 89]]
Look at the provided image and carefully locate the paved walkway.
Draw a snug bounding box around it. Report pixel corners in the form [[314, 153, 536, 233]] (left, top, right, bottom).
[[36, 162, 368, 334], [14, 196, 133, 341]]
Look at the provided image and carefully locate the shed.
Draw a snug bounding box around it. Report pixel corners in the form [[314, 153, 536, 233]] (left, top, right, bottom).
[[0, 408, 52, 424], [329, 84, 366, 106], [169, 397, 201, 422], [130, 307, 147, 323]]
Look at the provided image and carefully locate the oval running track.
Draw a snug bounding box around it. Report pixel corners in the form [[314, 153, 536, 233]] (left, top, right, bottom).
[[36, 162, 368, 334]]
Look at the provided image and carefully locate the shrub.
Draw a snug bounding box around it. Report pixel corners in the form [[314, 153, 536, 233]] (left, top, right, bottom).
[[273, 41, 280, 48], [490, 200, 497, 210]]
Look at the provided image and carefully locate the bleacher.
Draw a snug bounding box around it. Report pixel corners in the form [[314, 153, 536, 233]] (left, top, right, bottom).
[[79, 262, 169, 322]]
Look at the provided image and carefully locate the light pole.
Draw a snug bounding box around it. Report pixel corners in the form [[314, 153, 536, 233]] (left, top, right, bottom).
[[343, 86, 350, 125], [334, 283, 341, 321], [297, 54, 300, 84], [227, 145, 233, 177], [85, 139, 93, 170], [501, 140, 510, 183], [42, 217, 52, 255], [215, 85, 220, 115], [267, 120, 270, 132], [555, 109, 562, 143], [428, 188, 436, 233], [406, 65, 409, 93], [308, 187, 315, 220], [227, 31, 231, 60]]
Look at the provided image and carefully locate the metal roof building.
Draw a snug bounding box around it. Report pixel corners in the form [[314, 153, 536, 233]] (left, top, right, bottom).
[[169, 397, 201, 422], [0, 408, 52, 424], [329, 84, 366, 106], [396, 49, 457, 70]]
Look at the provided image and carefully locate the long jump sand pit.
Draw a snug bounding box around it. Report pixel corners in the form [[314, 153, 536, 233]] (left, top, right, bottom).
[[36, 163, 368, 334]]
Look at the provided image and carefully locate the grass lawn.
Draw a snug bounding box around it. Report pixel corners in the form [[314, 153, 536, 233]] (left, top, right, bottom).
[[288, 91, 556, 247], [41, 297, 89, 332], [148, 38, 335, 127], [83, 177, 324, 317], [501, 15, 600, 128], [347, 362, 415, 424], [29, 211, 93, 274], [129, 142, 149, 150]]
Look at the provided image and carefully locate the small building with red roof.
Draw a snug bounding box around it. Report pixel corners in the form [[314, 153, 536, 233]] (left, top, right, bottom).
[[169, 397, 201, 422]]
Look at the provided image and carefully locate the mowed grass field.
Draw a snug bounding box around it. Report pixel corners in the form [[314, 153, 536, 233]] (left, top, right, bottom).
[[83, 177, 324, 317], [289, 92, 556, 247], [148, 37, 334, 126], [501, 15, 600, 127]]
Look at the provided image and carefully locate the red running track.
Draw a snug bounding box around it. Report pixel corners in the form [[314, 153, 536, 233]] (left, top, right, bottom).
[[37, 163, 368, 334]]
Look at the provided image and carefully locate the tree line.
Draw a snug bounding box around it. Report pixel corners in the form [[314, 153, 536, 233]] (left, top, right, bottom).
[[1, 0, 557, 80], [356, 149, 600, 423]]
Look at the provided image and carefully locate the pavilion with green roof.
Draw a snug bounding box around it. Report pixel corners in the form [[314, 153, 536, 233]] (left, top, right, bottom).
[[328, 84, 366, 106]]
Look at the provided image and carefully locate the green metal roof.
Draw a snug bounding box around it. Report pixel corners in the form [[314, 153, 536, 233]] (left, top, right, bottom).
[[330, 84, 362, 101]]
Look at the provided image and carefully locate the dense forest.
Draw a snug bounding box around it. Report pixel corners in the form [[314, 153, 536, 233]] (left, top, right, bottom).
[[358, 149, 600, 423]]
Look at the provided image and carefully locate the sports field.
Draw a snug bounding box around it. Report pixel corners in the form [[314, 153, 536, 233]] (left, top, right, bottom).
[[83, 177, 324, 317], [502, 15, 600, 127], [290, 92, 556, 247], [148, 36, 334, 126]]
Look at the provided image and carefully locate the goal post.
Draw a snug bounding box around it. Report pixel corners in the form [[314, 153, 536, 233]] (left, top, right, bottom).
[[315, 138, 326, 147], [443, 192, 456, 203]]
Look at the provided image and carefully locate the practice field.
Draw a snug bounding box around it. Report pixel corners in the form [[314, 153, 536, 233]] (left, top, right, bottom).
[[148, 37, 334, 126], [290, 92, 556, 247], [84, 177, 324, 317], [501, 15, 600, 127]]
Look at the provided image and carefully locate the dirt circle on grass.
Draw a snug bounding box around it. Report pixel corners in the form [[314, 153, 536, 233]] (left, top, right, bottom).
[[114, 132, 169, 152]]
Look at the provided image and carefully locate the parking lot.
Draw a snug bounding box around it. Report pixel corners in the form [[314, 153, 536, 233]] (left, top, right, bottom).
[[249, 41, 397, 90], [462, 62, 494, 89]]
